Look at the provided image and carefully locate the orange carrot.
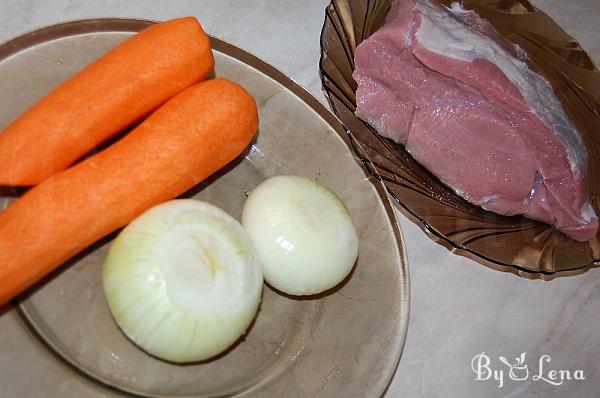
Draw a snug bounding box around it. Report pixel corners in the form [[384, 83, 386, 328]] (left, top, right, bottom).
[[0, 78, 258, 305], [0, 17, 214, 186]]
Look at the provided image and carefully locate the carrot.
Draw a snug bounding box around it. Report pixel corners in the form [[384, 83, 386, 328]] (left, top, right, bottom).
[[0, 17, 214, 186], [0, 78, 258, 306]]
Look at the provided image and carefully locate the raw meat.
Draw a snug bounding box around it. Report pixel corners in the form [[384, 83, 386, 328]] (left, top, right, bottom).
[[353, 0, 598, 241]]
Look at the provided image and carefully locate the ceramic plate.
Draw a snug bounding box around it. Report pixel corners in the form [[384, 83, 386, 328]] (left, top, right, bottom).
[[0, 19, 409, 398], [319, 0, 600, 278]]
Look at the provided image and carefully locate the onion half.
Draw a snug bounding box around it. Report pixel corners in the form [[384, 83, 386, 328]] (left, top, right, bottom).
[[102, 199, 263, 363]]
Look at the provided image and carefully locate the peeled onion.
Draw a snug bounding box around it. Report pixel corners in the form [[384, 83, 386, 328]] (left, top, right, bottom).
[[102, 199, 263, 363], [242, 175, 359, 295]]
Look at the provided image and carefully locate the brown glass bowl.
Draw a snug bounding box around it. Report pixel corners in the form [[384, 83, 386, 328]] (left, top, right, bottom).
[[319, 0, 600, 278]]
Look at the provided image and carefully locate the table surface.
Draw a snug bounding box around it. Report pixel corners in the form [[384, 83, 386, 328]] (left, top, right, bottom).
[[0, 1, 599, 397]]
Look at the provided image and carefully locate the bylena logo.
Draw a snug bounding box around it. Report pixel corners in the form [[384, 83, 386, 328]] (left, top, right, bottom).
[[471, 352, 585, 388]]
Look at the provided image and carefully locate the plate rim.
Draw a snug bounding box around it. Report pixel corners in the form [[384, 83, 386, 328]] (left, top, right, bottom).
[[2, 17, 411, 398]]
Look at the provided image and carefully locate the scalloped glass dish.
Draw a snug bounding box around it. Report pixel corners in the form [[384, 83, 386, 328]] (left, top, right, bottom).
[[0, 19, 409, 398], [319, 0, 600, 278]]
